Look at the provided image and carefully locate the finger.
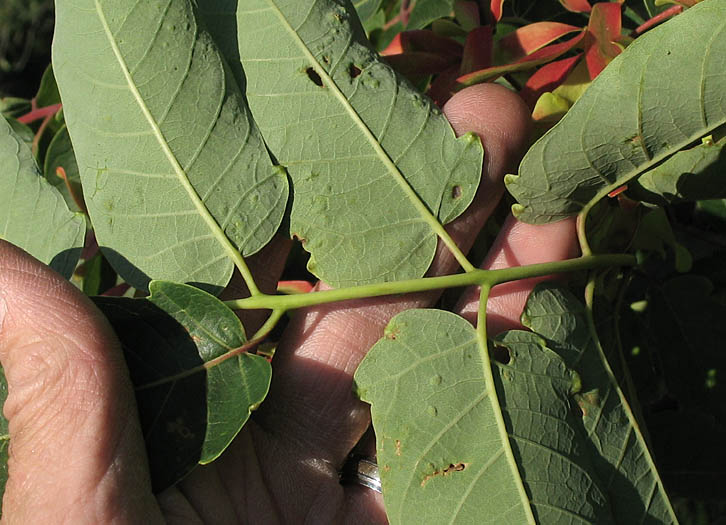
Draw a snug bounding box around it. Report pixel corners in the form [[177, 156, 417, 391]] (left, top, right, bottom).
[[255, 84, 532, 469], [456, 215, 580, 335], [0, 241, 162, 523]]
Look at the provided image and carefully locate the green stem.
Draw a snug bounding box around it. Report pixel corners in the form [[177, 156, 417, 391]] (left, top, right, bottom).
[[577, 205, 594, 257], [475, 285, 536, 523], [225, 253, 636, 311], [623, 6, 646, 26]]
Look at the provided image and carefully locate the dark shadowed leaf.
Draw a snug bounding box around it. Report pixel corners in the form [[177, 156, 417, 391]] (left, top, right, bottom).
[[522, 283, 678, 523], [95, 281, 271, 492]]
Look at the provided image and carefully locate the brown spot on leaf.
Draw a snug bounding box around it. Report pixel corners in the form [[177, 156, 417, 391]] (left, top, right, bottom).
[[305, 67, 324, 87], [395, 440, 402, 456], [451, 185, 462, 199], [420, 462, 469, 487], [349, 63, 362, 78]]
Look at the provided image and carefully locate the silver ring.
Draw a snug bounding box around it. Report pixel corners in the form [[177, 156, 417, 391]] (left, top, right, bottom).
[[340, 454, 382, 493]]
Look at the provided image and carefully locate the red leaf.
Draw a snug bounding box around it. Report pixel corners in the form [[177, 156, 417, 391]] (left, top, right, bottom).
[[490, 0, 505, 21], [385, 52, 461, 78], [277, 280, 314, 294], [498, 22, 582, 62], [559, 0, 592, 13], [633, 5, 682, 36], [427, 65, 462, 106], [457, 31, 584, 86], [584, 2, 622, 79], [17, 103, 62, 124], [460, 26, 493, 75], [381, 30, 462, 58], [520, 53, 582, 108]]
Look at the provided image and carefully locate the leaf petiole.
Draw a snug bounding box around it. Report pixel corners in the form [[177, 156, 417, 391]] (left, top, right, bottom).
[[224, 253, 636, 312]]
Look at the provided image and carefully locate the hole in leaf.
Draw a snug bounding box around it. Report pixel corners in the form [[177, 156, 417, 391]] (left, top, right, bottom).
[[491, 345, 510, 364], [451, 185, 462, 199], [349, 63, 362, 78], [306, 67, 324, 87]]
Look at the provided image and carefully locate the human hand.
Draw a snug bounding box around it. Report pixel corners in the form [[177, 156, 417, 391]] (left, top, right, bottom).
[[0, 84, 577, 523]]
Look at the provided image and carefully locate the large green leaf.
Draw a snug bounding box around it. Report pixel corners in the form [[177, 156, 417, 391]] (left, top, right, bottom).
[[201, 0, 482, 287], [522, 283, 679, 523], [506, 1, 726, 223], [355, 309, 613, 524], [95, 281, 271, 492], [353, 0, 384, 23], [53, 0, 288, 292], [0, 113, 84, 278]]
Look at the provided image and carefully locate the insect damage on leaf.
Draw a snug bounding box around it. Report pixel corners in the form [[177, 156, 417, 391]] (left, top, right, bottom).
[[420, 462, 469, 487]]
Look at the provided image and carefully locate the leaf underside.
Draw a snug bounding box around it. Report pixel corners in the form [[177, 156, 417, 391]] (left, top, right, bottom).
[[201, 0, 483, 287], [507, 1, 726, 223], [629, 136, 726, 205], [522, 284, 678, 524], [355, 309, 613, 524], [0, 114, 84, 278], [53, 0, 288, 292], [95, 281, 271, 492]]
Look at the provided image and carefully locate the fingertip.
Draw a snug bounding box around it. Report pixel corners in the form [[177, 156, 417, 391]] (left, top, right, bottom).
[[443, 84, 532, 180]]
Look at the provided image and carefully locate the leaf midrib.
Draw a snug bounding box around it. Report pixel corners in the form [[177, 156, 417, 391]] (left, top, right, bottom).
[[264, 0, 475, 272]]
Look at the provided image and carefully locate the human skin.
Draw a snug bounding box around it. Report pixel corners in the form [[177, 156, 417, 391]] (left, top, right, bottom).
[[0, 84, 577, 524]]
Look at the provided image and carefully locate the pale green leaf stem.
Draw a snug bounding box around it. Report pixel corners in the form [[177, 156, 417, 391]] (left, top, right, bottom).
[[225, 253, 636, 311]]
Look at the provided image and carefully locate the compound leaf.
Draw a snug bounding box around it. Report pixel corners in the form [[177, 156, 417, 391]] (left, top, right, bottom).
[[53, 0, 288, 292], [0, 113, 84, 278], [522, 283, 679, 523], [95, 280, 271, 492], [201, 0, 482, 287], [506, 1, 726, 223], [355, 309, 613, 524]]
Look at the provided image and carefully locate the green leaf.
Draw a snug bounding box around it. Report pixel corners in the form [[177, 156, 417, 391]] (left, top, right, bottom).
[[629, 136, 726, 205], [203, 0, 482, 287], [35, 64, 61, 108], [53, 0, 289, 292], [43, 125, 84, 213], [0, 97, 31, 119], [353, 0, 384, 22], [0, 113, 84, 278], [522, 283, 679, 523], [407, 0, 455, 30], [94, 281, 271, 492], [506, 1, 726, 223], [355, 309, 613, 524]]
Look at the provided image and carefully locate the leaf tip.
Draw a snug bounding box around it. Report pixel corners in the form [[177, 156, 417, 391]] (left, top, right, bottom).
[[511, 203, 526, 218]]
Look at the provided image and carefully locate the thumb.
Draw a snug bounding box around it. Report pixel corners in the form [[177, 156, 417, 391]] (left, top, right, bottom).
[[0, 241, 161, 523]]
